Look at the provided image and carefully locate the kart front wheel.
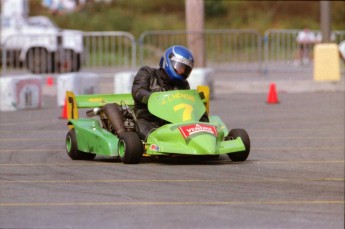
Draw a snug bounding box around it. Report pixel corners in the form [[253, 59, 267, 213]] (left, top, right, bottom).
[[118, 132, 143, 164], [66, 129, 96, 160], [226, 129, 250, 161]]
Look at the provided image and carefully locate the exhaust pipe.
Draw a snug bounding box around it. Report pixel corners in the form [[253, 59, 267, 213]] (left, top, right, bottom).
[[86, 107, 101, 117], [103, 103, 126, 136]]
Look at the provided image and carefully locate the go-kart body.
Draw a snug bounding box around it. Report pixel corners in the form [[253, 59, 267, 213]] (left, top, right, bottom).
[[65, 86, 250, 163]]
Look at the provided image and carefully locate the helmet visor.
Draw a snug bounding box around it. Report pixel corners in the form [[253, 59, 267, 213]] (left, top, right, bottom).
[[170, 56, 193, 79]]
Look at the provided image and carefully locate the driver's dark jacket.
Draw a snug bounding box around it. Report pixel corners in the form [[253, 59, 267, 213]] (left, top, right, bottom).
[[132, 66, 190, 122]]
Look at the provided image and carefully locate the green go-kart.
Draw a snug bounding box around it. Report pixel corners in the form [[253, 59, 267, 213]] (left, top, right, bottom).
[[65, 86, 250, 164]]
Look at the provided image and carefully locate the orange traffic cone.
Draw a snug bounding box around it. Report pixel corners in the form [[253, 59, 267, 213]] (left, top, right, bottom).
[[60, 98, 68, 119], [267, 83, 279, 104]]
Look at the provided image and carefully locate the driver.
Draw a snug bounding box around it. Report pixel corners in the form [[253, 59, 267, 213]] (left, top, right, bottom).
[[132, 45, 207, 140]]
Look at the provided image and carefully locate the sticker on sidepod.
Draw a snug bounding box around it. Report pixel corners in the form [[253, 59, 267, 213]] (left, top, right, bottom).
[[150, 144, 160, 152], [178, 124, 218, 139]]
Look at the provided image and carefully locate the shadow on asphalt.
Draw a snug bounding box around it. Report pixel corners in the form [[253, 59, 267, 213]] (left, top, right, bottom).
[[93, 155, 254, 165]]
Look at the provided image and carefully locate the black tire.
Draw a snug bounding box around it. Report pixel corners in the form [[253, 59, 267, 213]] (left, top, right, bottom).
[[59, 50, 81, 73], [72, 53, 81, 72], [118, 132, 143, 164], [66, 129, 96, 160], [50, 52, 58, 73], [26, 48, 48, 74], [226, 129, 250, 161]]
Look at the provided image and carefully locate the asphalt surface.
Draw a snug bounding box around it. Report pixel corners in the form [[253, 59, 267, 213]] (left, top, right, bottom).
[[0, 71, 344, 229]]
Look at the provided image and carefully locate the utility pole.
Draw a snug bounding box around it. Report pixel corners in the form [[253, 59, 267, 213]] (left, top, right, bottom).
[[320, 1, 331, 43], [185, 0, 205, 67]]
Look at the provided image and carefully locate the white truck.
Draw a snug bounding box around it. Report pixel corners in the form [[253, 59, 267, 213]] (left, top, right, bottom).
[[1, 15, 84, 73]]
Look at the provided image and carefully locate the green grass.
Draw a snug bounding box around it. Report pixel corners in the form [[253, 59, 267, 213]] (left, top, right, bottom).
[[29, 1, 345, 37]]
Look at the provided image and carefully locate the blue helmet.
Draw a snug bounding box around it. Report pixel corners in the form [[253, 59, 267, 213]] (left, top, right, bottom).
[[159, 45, 194, 82]]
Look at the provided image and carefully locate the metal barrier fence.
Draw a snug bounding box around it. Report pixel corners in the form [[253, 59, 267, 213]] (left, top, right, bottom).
[[1, 31, 136, 75], [83, 31, 136, 70], [1, 32, 83, 74], [263, 29, 345, 72], [139, 29, 262, 72], [1, 29, 344, 75]]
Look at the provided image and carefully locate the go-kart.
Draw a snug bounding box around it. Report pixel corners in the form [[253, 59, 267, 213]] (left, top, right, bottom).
[[65, 86, 250, 164]]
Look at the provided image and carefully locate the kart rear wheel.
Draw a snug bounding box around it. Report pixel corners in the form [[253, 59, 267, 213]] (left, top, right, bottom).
[[66, 129, 96, 160], [226, 129, 250, 161], [118, 132, 143, 164]]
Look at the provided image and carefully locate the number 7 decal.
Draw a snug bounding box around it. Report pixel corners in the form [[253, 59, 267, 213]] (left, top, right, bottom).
[[173, 103, 193, 121]]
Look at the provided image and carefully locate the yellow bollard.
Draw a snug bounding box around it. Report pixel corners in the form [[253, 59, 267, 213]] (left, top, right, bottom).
[[313, 43, 340, 81]]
